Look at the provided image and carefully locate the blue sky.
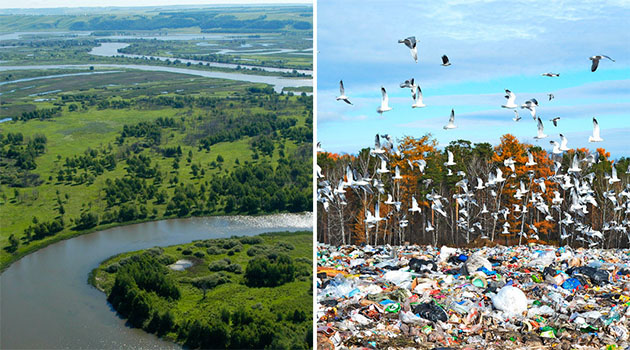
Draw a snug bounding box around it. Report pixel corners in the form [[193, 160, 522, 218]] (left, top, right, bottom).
[[317, 0, 630, 158]]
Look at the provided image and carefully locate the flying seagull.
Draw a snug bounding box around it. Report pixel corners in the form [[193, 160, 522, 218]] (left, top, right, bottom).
[[534, 117, 548, 139], [398, 36, 418, 63], [541, 72, 560, 77], [559, 134, 570, 151], [550, 117, 560, 127], [521, 98, 538, 120], [443, 109, 457, 129], [412, 85, 426, 108], [548, 93, 554, 101], [376, 86, 392, 115], [441, 55, 451, 66], [589, 55, 615, 72], [588, 117, 603, 142], [400, 78, 415, 89], [336, 80, 352, 105], [513, 110, 521, 122], [444, 150, 456, 166], [502, 89, 517, 109]]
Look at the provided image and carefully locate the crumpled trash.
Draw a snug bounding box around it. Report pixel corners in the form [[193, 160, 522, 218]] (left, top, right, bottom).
[[317, 243, 630, 349], [413, 301, 448, 322], [465, 252, 492, 274], [492, 285, 528, 316], [409, 258, 437, 272]]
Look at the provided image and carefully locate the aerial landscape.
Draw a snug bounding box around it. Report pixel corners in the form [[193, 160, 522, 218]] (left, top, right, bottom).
[[0, 3, 312, 349], [316, 1, 630, 349]]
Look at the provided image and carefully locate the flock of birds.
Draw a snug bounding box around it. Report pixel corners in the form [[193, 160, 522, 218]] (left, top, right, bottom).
[[336, 36, 614, 145], [319, 36, 627, 248]]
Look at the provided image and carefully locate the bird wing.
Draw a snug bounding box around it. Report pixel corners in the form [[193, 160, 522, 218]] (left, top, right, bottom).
[[537, 117, 544, 136], [449, 109, 455, 124], [339, 80, 345, 95], [375, 134, 381, 148], [442, 55, 448, 64], [416, 85, 423, 103], [602, 55, 615, 62], [560, 134, 568, 148], [506, 90, 515, 105], [381, 86, 388, 108], [448, 150, 454, 163], [591, 59, 599, 72], [593, 118, 600, 138]]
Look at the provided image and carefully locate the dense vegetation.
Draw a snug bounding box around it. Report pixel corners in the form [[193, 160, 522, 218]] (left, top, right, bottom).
[[90, 231, 312, 349], [318, 134, 630, 248], [0, 70, 312, 270]]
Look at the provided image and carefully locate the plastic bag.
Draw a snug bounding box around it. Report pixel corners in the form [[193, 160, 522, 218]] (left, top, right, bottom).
[[491, 286, 527, 316]]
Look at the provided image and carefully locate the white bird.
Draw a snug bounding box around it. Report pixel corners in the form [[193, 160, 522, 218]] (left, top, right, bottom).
[[552, 191, 563, 205], [384, 193, 395, 205], [534, 117, 548, 139], [398, 36, 418, 63], [559, 134, 570, 151], [588, 117, 603, 142], [589, 55, 615, 72], [426, 221, 434, 232], [550, 141, 562, 155], [526, 152, 537, 166], [481, 204, 489, 214], [411, 85, 426, 108], [444, 150, 456, 166], [409, 196, 421, 214], [376, 159, 389, 174], [443, 109, 457, 129], [316, 164, 324, 178], [400, 78, 415, 89], [513, 109, 521, 122], [370, 134, 386, 155], [568, 154, 581, 173], [393, 166, 403, 180], [377, 86, 392, 115], [521, 99, 538, 120], [550, 117, 560, 127], [504, 157, 515, 172], [475, 177, 485, 190], [541, 72, 559, 77], [495, 168, 506, 183], [501, 89, 517, 108], [336, 80, 352, 105], [610, 163, 621, 184]]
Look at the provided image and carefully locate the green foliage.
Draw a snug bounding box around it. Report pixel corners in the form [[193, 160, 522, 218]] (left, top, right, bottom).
[[245, 253, 295, 287], [92, 232, 312, 349]]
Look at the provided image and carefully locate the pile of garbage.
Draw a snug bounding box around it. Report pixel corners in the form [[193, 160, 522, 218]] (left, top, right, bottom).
[[317, 244, 630, 350]]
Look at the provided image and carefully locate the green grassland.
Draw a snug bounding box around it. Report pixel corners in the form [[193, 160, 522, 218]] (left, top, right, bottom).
[[89, 231, 312, 349], [0, 70, 312, 271]]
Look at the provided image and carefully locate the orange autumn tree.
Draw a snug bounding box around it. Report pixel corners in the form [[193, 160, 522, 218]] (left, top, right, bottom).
[[527, 146, 556, 242], [492, 134, 529, 241]]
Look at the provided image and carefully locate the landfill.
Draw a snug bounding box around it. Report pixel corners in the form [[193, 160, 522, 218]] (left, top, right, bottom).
[[317, 243, 630, 350]]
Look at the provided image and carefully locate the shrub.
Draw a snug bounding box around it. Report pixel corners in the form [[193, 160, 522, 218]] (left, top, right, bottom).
[[245, 253, 295, 287]]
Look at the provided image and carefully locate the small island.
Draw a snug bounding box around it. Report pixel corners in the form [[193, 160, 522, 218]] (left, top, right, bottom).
[[90, 231, 312, 349]]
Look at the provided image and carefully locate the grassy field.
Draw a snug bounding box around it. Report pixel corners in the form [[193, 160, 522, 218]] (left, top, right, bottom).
[[90, 230, 312, 348], [0, 70, 312, 271]]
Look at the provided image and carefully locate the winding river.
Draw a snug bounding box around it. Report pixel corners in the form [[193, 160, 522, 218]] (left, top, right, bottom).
[[0, 213, 312, 349], [0, 64, 311, 93], [89, 42, 312, 76]]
